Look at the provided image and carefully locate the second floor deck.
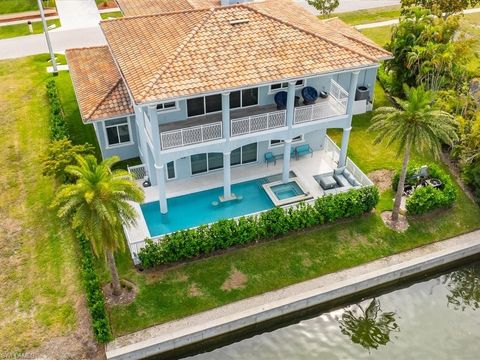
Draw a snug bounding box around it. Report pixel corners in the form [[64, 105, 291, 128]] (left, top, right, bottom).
[[158, 79, 349, 150]]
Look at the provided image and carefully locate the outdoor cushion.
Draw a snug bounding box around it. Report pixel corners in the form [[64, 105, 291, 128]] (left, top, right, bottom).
[[302, 86, 319, 103], [345, 172, 356, 185], [274, 91, 288, 110], [334, 174, 350, 188], [343, 168, 352, 178], [319, 175, 337, 190]]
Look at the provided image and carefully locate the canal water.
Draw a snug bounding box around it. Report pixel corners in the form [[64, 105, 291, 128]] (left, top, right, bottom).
[[185, 262, 480, 360]]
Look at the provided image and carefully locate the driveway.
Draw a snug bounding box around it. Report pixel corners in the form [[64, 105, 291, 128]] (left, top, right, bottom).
[[55, 0, 101, 29]]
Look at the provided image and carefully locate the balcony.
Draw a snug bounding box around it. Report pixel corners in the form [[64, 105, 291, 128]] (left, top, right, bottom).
[[159, 80, 349, 150]]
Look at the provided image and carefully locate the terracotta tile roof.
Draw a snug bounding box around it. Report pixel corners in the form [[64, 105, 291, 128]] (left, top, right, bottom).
[[65, 46, 133, 122], [101, 0, 391, 104], [248, 1, 392, 61], [115, 0, 220, 16]]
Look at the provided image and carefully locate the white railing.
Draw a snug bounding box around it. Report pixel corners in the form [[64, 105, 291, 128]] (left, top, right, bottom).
[[160, 122, 223, 150], [231, 110, 286, 137], [323, 135, 372, 186], [330, 79, 349, 114], [127, 164, 148, 180]]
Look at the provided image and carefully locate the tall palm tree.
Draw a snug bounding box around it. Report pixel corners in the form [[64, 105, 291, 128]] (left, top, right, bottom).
[[52, 155, 144, 295], [369, 85, 457, 223]]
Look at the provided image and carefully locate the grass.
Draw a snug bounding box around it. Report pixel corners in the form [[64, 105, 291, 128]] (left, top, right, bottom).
[[101, 11, 123, 20], [334, 5, 401, 25], [0, 19, 61, 40], [0, 55, 84, 352], [359, 25, 393, 47], [0, 0, 56, 14], [104, 86, 480, 336]]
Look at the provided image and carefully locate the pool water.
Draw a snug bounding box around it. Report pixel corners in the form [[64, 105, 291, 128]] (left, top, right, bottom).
[[270, 181, 304, 200], [141, 178, 274, 237]]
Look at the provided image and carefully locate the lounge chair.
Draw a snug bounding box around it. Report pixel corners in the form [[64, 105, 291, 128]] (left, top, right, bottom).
[[302, 86, 318, 105], [295, 144, 313, 160]]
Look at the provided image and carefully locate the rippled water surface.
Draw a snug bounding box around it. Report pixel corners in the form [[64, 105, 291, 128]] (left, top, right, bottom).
[[186, 263, 480, 360]]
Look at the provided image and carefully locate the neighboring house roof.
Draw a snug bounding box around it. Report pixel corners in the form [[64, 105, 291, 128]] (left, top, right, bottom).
[[65, 46, 134, 123], [115, 0, 220, 16], [101, 0, 390, 105]]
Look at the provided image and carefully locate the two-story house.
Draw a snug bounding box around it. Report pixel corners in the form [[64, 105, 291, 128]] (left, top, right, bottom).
[[66, 0, 391, 258]]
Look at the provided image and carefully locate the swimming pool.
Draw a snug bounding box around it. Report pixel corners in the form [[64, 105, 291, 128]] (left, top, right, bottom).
[[141, 178, 275, 237]]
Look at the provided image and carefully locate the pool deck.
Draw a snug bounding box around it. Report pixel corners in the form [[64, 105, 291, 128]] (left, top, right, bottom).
[[125, 148, 353, 255], [106, 230, 480, 360]]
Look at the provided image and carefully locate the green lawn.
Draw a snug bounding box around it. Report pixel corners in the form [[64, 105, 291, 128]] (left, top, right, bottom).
[[0, 0, 37, 14], [103, 80, 480, 336], [101, 11, 123, 19], [0, 55, 84, 353], [0, 19, 61, 40], [334, 5, 400, 25]]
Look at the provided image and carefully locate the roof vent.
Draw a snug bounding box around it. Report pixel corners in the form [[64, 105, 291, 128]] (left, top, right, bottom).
[[221, 0, 251, 5], [229, 18, 249, 25]]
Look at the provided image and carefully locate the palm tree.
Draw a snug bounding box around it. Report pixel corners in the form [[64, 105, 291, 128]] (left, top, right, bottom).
[[369, 85, 457, 223], [52, 155, 144, 295]]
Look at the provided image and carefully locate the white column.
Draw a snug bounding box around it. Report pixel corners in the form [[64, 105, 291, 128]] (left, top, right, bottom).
[[155, 163, 168, 214], [346, 71, 360, 117], [286, 81, 296, 129], [222, 92, 230, 140], [282, 139, 292, 183], [337, 72, 359, 169], [134, 106, 151, 175], [223, 151, 232, 200], [338, 127, 352, 168]]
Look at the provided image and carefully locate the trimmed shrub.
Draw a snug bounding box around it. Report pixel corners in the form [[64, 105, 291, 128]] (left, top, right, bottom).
[[77, 232, 112, 343], [46, 79, 69, 141], [138, 186, 379, 269], [395, 164, 458, 215]]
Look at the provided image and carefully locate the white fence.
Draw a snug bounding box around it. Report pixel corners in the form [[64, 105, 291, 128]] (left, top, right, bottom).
[[127, 164, 148, 180], [330, 79, 349, 113], [323, 135, 372, 186], [231, 110, 286, 137], [160, 122, 223, 150]]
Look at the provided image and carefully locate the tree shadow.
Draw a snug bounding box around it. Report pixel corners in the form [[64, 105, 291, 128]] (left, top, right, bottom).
[[446, 263, 480, 311], [338, 298, 399, 352]]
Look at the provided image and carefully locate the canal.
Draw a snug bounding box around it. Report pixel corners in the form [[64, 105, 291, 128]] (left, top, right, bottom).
[[184, 261, 480, 359]]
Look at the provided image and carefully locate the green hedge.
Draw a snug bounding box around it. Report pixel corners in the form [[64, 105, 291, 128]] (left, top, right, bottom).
[[138, 186, 380, 268], [46, 79, 69, 141], [392, 164, 457, 215], [77, 232, 112, 343]]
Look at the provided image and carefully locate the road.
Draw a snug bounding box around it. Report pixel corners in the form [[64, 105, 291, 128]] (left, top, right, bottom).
[[0, 0, 401, 60]]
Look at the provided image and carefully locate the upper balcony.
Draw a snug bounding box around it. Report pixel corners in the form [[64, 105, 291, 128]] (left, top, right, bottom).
[[158, 79, 349, 151]]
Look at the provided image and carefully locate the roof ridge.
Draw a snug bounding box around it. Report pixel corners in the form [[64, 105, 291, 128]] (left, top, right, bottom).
[[86, 78, 123, 119], [140, 8, 217, 102], [66, 45, 109, 52], [245, 3, 378, 63], [340, 32, 392, 55], [101, 7, 207, 22]]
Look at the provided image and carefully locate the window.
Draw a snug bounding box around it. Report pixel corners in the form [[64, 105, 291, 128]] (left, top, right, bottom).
[[270, 79, 304, 92], [269, 135, 303, 147], [156, 101, 177, 111], [190, 145, 258, 175], [187, 88, 258, 117], [191, 153, 208, 175], [230, 143, 258, 166], [166, 161, 176, 180], [205, 94, 222, 113], [187, 97, 205, 117], [105, 118, 131, 147]]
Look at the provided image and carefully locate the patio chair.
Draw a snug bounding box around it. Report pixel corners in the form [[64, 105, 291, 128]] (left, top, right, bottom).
[[302, 86, 319, 105], [264, 152, 276, 166], [295, 144, 313, 160]]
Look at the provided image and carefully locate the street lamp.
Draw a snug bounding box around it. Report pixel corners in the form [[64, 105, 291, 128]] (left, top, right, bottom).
[[37, 0, 58, 75]]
